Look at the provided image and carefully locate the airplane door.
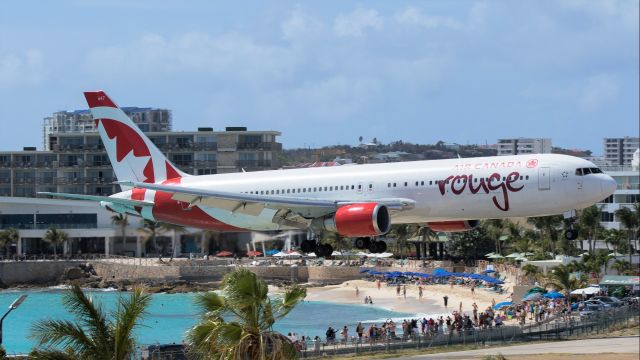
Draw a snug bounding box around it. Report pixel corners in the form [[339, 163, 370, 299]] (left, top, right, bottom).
[[538, 167, 550, 191]]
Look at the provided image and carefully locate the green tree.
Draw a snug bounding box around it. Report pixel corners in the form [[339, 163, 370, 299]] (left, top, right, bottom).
[[159, 222, 186, 258], [187, 268, 306, 360], [138, 220, 159, 255], [611, 259, 632, 275], [544, 264, 581, 306], [321, 232, 350, 253], [615, 203, 639, 264], [520, 263, 540, 285], [388, 224, 414, 258], [111, 214, 129, 255], [43, 227, 69, 257], [486, 219, 505, 255], [0, 228, 19, 257], [29, 284, 150, 360], [447, 224, 494, 263], [527, 215, 563, 255], [578, 205, 603, 254]]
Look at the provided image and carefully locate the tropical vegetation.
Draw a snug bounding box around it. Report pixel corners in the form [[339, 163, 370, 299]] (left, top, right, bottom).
[[187, 268, 306, 360], [0, 228, 19, 257], [42, 227, 69, 257], [29, 284, 150, 360]]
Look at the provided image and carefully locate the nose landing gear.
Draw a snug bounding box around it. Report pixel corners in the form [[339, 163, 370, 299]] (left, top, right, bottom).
[[563, 209, 578, 241]]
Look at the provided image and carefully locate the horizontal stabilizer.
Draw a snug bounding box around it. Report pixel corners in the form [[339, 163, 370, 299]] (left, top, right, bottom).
[[37, 192, 153, 207]]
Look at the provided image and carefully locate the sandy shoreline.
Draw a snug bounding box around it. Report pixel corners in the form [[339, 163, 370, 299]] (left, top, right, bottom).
[[304, 279, 512, 317]]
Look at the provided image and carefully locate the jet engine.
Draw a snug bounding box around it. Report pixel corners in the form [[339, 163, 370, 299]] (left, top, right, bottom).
[[317, 203, 391, 237], [427, 220, 480, 232]]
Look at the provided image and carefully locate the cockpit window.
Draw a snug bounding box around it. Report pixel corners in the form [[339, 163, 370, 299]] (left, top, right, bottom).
[[575, 167, 603, 176]]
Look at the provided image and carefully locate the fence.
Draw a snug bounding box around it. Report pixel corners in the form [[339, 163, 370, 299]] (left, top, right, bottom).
[[299, 304, 639, 358]]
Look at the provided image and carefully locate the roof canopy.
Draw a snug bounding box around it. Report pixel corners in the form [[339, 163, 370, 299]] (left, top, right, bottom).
[[600, 275, 640, 286]]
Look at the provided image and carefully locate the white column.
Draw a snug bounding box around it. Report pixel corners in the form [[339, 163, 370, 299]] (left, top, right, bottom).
[[104, 237, 110, 258], [17, 237, 22, 256], [172, 233, 178, 258], [200, 233, 206, 255]]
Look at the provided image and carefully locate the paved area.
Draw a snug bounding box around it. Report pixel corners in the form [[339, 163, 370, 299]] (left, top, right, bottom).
[[387, 336, 640, 359]]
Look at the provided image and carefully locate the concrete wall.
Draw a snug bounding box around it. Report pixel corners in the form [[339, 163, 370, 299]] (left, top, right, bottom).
[[0, 260, 80, 285], [92, 262, 181, 282]]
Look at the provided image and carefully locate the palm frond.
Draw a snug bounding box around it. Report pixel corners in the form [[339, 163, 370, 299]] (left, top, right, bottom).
[[61, 285, 112, 351], [29, 318, 95, 353], [113, 287, 151, 360]]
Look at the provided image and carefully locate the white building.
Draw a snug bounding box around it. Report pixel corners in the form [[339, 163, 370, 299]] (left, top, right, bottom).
[[603, 137, 640, 166], [497, 138, 552, 156]]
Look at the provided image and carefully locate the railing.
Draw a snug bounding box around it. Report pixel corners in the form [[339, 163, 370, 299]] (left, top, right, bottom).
[[237, 142, 279, 150], [193, 142, 218, 151], [300, 305, 639, 358], [617, 183, 640, 190]]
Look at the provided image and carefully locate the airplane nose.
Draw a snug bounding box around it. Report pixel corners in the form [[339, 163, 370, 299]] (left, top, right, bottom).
[[601, 175, 617, 197]]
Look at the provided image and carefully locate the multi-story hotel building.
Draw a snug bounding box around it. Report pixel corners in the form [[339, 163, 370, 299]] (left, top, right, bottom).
[[603, 137, 640, 166], [496, 138, 552, 156]]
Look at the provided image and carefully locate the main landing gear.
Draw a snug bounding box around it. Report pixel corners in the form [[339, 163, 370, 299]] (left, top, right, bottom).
[[300, 239, 334, 258], [354, 237, 387, 254], [563, 209, 578, 241]]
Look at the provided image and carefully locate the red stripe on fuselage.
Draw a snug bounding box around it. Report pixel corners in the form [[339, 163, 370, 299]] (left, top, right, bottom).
[[151, 177, 242, 232]]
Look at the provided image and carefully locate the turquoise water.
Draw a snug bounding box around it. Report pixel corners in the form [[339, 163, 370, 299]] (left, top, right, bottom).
[[0, 289, 413, 355]]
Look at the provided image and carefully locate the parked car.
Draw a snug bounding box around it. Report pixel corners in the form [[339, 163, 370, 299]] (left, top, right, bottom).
[[580, 303, 605, 317], [591, 296, 624, 307], [584, 299, 612, 309]]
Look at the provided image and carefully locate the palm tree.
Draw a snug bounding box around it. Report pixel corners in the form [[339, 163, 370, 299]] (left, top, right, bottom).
[[544, 264, 581, 308], [187, 268, 306, 360], [527, 215, 563, 255], [29, 284, 150, 360], [611, 259, 632, 275], [159, 222, 186, 258], [43, 227, 69, 257], [111, 214, 129, 255], [138, 220, 159, 255], [615, 203, 639, 264], [0, 228, 19, 257], [486, 219, 505, 255], [578, 205, 602, 254], [520, 263, 540, 284], [388, 224, 414, 258]]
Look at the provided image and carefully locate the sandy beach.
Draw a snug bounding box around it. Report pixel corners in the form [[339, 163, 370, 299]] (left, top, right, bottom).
[[304, 278, 512, 317]]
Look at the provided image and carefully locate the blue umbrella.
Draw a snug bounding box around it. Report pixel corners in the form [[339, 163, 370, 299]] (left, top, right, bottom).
[[482, 269, 496, 274], [493, 301, 512, 309], [544, 291, 565, 299], [265, 249, 280, 256], [359, 269, 371, 273]]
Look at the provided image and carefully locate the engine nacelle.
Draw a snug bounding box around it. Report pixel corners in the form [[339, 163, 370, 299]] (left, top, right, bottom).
[[428, 220, 480, 232], [320, 203, 391, 237]]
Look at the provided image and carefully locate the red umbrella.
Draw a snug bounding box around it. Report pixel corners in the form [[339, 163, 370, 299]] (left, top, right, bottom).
[[216, 251, 233, 257], [247, 251, 262, 257]]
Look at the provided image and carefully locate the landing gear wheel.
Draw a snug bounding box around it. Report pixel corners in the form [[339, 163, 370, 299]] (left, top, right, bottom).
[[315, 244, 333, 258], [376, 241, 387, 253], [300, 240, 315, 253], [564, 229, 578, 241], [368, 241, 380, 254], [354, 237, 370, 249]]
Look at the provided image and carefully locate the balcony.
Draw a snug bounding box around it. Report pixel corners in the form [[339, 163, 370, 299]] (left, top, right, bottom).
[[193, 161, 218, 168], [237, 142, 279, 151], [236, 160, 272, 168], [193, 143, 218, 151]]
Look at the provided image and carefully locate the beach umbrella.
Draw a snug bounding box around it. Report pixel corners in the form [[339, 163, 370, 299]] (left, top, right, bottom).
[[482, 269, 496, 274], [247, 251, 262, 257], [608, 252, 624, 257], [265, 249, 280, 256], [487, 254, 504, 259], [305, 252, 317, 257], [570, 285, 600, 295], [506, 252, 522, 258], [544, 291, 565, 299], [331, 250, 342, 256], [514, 257, 528, 261], [485, 252, 495, 257], [359, 269, 371, 273], [523, 292, 543, 301], [493, 301, 512, 309], [527, 286, 546, 294], [355, 251, 369, 257], [216, 251, 233, 257], [417, 273, 431, 278]]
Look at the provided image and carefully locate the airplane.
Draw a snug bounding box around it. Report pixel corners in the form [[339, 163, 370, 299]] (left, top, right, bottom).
[[39, 91, 618, 257]]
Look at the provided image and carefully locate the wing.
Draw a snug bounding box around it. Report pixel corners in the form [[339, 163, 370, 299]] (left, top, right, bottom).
[[118, 181, 415, 218]]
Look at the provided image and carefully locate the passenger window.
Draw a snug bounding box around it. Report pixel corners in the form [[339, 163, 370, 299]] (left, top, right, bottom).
[[330, 186, 333, 191], [388, 183, 391, 188], [525, 176, 529, 180], [340, 186, 344, 190], [276, 190, 279, 194], [429, 181, 433, 185], [351, 185, 355, 190], [313, 187, 317, 192], [393, 183, 397, 187], [415, 181, 419, 186], [369, 184, 373, 189], [404, 182, 408, 187], [421, 181, 424, 186], [324, 186, 328, 191]]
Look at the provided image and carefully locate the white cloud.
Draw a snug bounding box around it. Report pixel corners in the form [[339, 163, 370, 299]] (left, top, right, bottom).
[[0, 49, 44, 87], [333, 8, 383, 37], [394, 7, 463, 30], [579, 74, 618, 112], [281, 6, 324, 41]]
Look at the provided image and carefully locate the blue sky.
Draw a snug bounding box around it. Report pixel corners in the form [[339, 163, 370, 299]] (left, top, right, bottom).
[[0, 0, 638, 154]]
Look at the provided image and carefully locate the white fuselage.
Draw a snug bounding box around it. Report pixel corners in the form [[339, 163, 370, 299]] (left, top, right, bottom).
[[114, 153, 616, 232]]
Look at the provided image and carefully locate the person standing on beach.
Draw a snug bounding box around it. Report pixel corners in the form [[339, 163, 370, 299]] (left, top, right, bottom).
[[341, 326, 348, 343], [356, 322, 364, 340], [443, 295, 449, 308], [396, 284, 401, 296], [377, 279, 381, 290], [402, 285, 407, 299], [472, 302, 478, 325], [459, 301, 463, 313], [418, 286, 423, 299], [355, 286, 359, 297]]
